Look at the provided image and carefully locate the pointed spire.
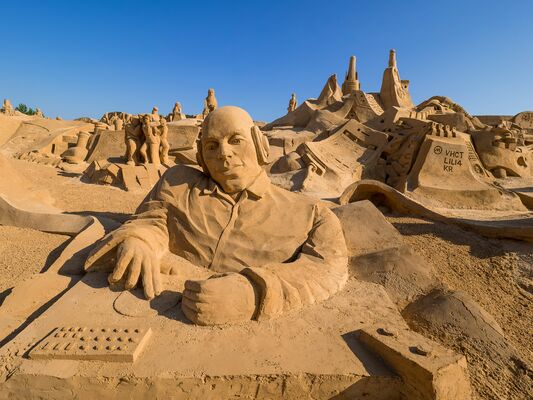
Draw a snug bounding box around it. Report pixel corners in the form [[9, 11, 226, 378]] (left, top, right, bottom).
[[380, 49, 414, 109], [318, 74, 343, 105], [388, 49, 397, 68], [341, 55, 361, 95], [347, 56, 356, 81]]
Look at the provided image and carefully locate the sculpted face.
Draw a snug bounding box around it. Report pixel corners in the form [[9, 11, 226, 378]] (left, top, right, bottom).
[[201, 107, 262, 194]]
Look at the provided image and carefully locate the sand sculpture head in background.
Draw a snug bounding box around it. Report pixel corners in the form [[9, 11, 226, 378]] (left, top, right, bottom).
[[86, 106, 348, 326]]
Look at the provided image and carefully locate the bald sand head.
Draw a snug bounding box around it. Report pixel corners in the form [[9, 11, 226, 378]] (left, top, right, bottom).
[[200, 106, 262, 194]]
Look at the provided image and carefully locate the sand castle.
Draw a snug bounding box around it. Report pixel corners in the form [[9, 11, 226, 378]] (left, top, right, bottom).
[[341, 55, 360, 95], [0, 50, 532, 399]]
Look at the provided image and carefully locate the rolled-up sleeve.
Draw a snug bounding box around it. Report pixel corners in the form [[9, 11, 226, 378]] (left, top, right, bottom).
[[242, 203, 348, 320]]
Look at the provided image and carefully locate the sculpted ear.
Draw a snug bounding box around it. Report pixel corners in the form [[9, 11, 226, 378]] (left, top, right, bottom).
[[196, 141, 209, 174], [251, 125, 270, 165]]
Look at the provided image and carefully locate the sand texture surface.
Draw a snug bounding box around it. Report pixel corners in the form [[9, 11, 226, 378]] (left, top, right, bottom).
[[389, 215, 532, 400]]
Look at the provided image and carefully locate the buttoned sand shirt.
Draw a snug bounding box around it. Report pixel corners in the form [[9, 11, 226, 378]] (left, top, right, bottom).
[[86, 165, 348, 320]]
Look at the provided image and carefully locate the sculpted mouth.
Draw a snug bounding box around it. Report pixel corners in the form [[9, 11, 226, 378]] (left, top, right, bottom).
[[218, 164, 243, 174]]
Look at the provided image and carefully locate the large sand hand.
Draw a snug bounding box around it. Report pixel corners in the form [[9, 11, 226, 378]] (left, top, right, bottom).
[[181, 273, 257, 325], [108, 237, 162, 300]]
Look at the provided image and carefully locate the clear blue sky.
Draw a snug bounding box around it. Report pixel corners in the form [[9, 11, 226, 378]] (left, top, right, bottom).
[[0, 0, 531, 121]]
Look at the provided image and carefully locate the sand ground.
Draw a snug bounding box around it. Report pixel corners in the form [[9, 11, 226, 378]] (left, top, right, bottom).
[[388, 214, 532, 399], [0, 158, 531, 399], [0, 158, 147, 299]]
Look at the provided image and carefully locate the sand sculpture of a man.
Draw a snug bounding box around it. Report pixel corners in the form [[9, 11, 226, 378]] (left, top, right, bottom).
[[124, 116, 146, 165], [202, 88, 217, 118], [287, 93, 297, 113], [114, 116, 124, 131], [151, 106, 160, 122], [171, 102, 183, 121], [86, 106, 347, 325], [140, 114, 161, 166], [132, 113, 171, 166], [159, 117, 170, 164]]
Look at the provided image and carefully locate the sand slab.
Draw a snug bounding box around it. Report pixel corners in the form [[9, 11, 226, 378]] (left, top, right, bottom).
[[0, 272, 407, 399]]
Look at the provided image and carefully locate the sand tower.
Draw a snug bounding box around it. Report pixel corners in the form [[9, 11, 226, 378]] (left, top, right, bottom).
[[341, 55, 361, 95]]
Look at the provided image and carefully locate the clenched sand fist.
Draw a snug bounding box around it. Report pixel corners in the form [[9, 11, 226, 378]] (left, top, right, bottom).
[[181, 273, 257, 325]]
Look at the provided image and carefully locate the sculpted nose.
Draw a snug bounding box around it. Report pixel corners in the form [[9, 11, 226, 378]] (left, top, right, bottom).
[[218, 142, 231, 159]]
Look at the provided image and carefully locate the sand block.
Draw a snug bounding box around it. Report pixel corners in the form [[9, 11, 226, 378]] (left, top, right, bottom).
[[166, 120, 200, 150], [332, 200, 403, 256], [29, 326, 152, 363], [106, 163, 120, 179], [119, 164, 141, 190], [84, 162, 169, 192], [86, 130, 126, 163], [135, 166, 150, 188], [407, 135, 525, 210], [333, 201, 438, 308], [117, 164, 166, 191], [408, 135, 487, 193], [497, 177, 533, 208], [358, 327, 472, 400], [51, 141, 68, 155], [144, 163, 160, 185]]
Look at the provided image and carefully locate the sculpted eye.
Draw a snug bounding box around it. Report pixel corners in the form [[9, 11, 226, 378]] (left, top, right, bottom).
[[229, 137, 243, 145]]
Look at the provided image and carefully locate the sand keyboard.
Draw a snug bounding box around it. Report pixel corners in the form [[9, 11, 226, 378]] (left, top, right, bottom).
[[29, 325, 152, 362]]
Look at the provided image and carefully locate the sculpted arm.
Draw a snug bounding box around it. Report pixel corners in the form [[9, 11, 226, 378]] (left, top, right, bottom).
[[84, 177, 173, 298]]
